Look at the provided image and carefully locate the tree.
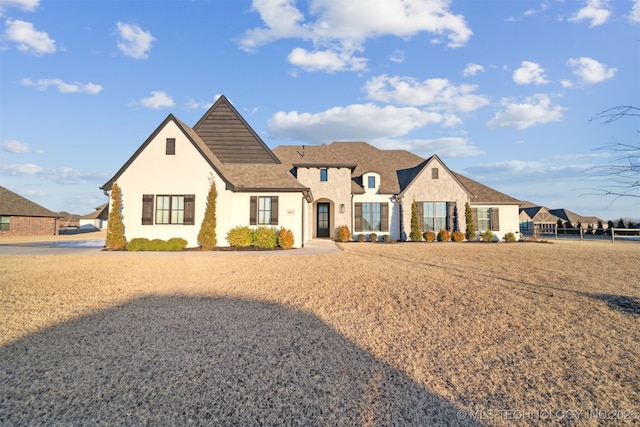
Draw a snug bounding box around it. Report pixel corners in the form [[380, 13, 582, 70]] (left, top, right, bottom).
[[465, 202, 475, 241], [105, 182, 126, 250], [410, 200, 422, 241], [588, 106, 639, 200], [617, 218, 626, 228], [198, 178, 218, 249]]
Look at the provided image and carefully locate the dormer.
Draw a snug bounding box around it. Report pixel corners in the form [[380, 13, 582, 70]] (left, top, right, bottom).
[[363, 171, 380, 194]]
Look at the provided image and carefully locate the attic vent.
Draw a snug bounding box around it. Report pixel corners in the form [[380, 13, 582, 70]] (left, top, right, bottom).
[[432, 168, 439, 179]]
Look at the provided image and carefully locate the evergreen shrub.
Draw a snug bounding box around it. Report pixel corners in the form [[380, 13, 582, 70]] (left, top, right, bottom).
[[502, 232, 517, 243], [277, 227, 294, 249], [451, 231, 465, 242], [369, 232, 378, 242], [253, 226, 278, 248], [423, 231, 435, 242], [481, 229, 495, 242], [337, 225, 352, 242], [227, 226, 253, 247], [437, 229, 451, 242], [357, 233, 365, 242], [382, 234, 390, 243]]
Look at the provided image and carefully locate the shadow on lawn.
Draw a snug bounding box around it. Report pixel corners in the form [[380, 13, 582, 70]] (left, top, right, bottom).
[[0, 296, 481, 426]]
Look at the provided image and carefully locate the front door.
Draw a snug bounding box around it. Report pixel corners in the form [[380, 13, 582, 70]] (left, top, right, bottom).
[[317, 203, 330, 238]]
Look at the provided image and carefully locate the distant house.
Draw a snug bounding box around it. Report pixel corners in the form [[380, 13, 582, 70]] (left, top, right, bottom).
[[549, 208, 601, 229], [519, 203, 603, 235], [79, 203, 108, 229], [57, 211, 80, 230], [0, 185, 60, 237], [101, 95, 522, 247]]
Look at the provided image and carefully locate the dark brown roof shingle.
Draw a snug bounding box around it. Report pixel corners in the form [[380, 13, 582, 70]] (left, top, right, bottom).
[[0, 186, 60, 218]]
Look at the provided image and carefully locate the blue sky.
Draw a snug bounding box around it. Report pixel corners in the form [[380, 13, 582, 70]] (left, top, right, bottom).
[[1, 0, 638, 221]]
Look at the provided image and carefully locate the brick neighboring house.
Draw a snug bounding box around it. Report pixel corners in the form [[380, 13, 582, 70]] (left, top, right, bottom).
[[0, 185, 61, 237]]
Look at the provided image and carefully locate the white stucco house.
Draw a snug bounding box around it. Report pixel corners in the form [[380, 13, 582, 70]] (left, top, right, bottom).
[[101, 95, 521, 248]]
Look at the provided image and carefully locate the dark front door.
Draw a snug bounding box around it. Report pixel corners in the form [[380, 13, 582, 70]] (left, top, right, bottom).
[[317, 203, 330, 238]]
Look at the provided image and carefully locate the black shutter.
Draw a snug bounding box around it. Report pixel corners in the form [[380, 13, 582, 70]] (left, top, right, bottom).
[[354, 203, 362, 232], [250, 196, 257, 225], [142, 195, 154, 225], [416, 201, 424, 231], [446, 202, 454, 231], [381, 203, 389, 232], [491, 208, 500, 231], [184, 195, 195, 225], [271, 196, 278, 225]]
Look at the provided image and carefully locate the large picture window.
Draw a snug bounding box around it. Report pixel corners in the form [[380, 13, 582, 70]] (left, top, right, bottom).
[[354, 202, 389, 232], [417, 202, 454, 231], [141, 194, 195, 225]]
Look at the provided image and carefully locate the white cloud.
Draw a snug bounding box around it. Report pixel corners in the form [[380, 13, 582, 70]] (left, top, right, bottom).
[[513, 61, 549, 85], [4, 19, 55, 55], [388, 49, 405, 63], [0, 0, 39, 14], [364, 74, 489, 113], [381, 136, 484, 158], [568, 57, 616, 84], [524, 1, 550, 17], [268, 103, 447, 144], [116, 22, 154, 59], [134, 91, 175, 109], [239, 0, 472, 72], [0, 162, 107, 184], [463, 63, 484, 77], [287, 47, 367, 72], [569, 0, 611, 27], [184, 98, 213, 111], [487, 94, 566, 129], [2, 139, 43, 153], [630, 0, 640, 22], [21, 78, 102, 94], [0, 163, 44, 175]]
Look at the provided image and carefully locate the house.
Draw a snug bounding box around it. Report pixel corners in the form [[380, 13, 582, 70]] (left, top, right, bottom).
[[519, 202, 561, 235], [549, 208, 601, 230], [79, 203, 109, 229], [101, 95, 521, 248], [0, 185, 61, 237]]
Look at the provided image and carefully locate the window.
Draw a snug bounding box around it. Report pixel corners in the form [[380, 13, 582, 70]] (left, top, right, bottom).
[[368, 176, 376, 188], [0, 216, 10, 231], [472, 207, 499, 231], [142, 194, 194, 225], [320, 169, 328, 182], [420, 202, 447, 231], [250, 196, 279, 225], [166, 138, 175, 155], [432, 168, 439, 179], [354, 202, 389, 232]]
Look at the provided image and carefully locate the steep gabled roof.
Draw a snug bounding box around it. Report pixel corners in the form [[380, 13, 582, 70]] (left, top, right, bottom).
[[519, 205, 560, 223], [101, 114, 307, 193], [398, 155, 473, 198], [452, 173, 522, 205], [193, 95, 280, 164], [81, 203, 108, 220], [0, 185, 60, 218]]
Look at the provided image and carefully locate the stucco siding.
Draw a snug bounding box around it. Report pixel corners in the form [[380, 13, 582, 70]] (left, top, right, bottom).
[[472, 203, 520, 240]]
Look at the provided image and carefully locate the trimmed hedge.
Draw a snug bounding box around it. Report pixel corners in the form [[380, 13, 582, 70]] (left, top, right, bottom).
[[126, 237, 187, 251], [227, 226, 253, 247], [253, 227, 277, 248]]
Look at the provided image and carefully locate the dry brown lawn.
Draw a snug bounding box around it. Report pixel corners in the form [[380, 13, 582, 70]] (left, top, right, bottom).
[[1, 239, 639, 425]]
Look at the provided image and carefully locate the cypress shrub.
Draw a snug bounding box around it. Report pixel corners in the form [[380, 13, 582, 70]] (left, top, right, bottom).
[[465, 202, 475, 241], [105, 182, 127, 250], [410, 200, 423, 241], [198, 179, 218, 249]]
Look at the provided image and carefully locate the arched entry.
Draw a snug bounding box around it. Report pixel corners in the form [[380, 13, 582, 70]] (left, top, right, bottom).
[[316, 202, 330, 238]]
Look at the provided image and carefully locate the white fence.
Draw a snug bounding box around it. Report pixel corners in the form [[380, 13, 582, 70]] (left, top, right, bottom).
[[611, 228, 640, 243]]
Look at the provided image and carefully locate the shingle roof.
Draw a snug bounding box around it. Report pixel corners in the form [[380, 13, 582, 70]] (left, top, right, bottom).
[[452, 173, 522, 204], [0, 185, 60, 218], [81, 203, 109, 220]]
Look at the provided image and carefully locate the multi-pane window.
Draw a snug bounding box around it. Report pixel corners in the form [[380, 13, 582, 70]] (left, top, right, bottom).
[[0, 216, 10, 230], [368, 176, 376, 188], [156, 195, 185, 224], [258, 196, 272, 225], [422, 202, 447, 231], [476, 207, 491, 231], [320, 169, 328, 182], [362, 203, 381, 231]]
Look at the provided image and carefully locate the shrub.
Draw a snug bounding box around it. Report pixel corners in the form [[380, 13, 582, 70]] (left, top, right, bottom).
[[382, 234, 390, 243], [423, 231, 435, 242], [198, 178, 218, 249], [437, 229, 451, 242], [253, 226, 277, 248], [464, 202, 475, 241], [336, 224, 351, 242], [166, 238, 188, 251], [226, 226, 253, 247], [481, 229, 495, 242], [357, 233, 365, 242], [126, 238, 150, 251], [369, 232, 378, 242], [149, 239, 166, 251], [106, 182, 127, 250], [277, 227, 294, 249], [451, 231, 465, 242], [503, 232, 517, 243], [410, 200, 422, 241]]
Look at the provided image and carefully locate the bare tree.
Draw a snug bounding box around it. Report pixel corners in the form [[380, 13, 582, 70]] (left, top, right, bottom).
[[588, 106, 640, 200]]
